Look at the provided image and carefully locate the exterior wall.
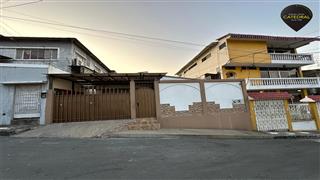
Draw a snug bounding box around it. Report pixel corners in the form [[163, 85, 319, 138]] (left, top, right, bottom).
[[178, 37, 271, 79], [0, 65, 49, 125], [179, 38, 230, 79], [222, 67, 261, 79], [0, 84, 14, 125], [52, 78, 72, 90], [72, 44, 108, 73], [158, 80, 252, 130], [0, 40, 109, 73], [226, 39, 271, 64], [0, 40, 73, 72]]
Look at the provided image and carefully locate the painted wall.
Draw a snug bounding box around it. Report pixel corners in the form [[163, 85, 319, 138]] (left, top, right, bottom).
[[0, 84, 14, 125], [292, 121, 317, 131], [179, 38, 230, 79], [0, 40, 73, 72], [227, 39, 271, 64], [0, 65, 49, 125], [158, 80, 251, 130], [159, 83, 201, 111], [52, 78, 73, 90], [0, 40, 109, 73], [72, 44, 108, 73], [222, 67, 261, 79], [205, 82, 244, 108]]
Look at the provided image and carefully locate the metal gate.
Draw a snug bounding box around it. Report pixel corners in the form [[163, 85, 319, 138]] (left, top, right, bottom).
[[53, 85, 131, 123], [288, 103, 312, 121], [14, 85, 42, 118], [254, 100, 288, 131], [289, 103, 317, 131], [135, 82, 156, 118]]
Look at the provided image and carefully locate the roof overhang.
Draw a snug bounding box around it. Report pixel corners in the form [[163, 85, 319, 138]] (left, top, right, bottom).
[[219, 33, 319, 49], [50, 72, 167, 84], [0, 35, 112, 72], [223, 62, 311, 68]]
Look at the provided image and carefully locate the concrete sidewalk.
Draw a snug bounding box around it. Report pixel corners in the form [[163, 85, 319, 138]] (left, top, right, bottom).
[[14, 120, 133, 138], [111, 129, 320, 139], [111, 129, 272, 139]]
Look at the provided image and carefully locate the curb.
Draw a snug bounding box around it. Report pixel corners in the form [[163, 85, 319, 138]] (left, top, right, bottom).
[[108, 133, 320, 139], [108, 133, 274, 139]]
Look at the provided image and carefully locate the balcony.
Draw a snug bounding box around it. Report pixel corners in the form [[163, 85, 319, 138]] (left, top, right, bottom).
[[270, 53, 314, 65], [246, 77, 320, 90]]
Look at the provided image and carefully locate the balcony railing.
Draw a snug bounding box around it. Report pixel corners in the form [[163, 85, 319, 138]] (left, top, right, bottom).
[[246, 77, 320, 90], [270, 53, 314, 65]]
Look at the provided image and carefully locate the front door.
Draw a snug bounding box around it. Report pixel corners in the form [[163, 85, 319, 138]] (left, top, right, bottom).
[[135, 82, 156, 118]]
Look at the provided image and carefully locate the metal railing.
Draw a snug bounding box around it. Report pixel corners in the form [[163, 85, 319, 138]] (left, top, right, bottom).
[[270, 53, 314, 64], [246, 77, 320, 90]]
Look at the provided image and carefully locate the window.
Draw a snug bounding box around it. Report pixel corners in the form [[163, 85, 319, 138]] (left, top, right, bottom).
[[224, 67, 236, 70], [188, 63, 197, 70], [75, 52, 87, 66], [226, 72, 236, 79], [16, 48, 58, 60], [202, 53, 211, 62], [219, 43, 226, 50], [242, 66, 257, 70], [94, 65, 101, 73]]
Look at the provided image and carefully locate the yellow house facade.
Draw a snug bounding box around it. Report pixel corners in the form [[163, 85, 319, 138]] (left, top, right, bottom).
[[176, 33, 320, 132], [176, 33, 319, 97]]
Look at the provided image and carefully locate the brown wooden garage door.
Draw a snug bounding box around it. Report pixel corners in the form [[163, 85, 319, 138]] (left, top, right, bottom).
[[53, 85, 131, 123]]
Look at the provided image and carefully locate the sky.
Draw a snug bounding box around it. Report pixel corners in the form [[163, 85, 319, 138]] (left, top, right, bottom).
[[0, 0, 319, 74]]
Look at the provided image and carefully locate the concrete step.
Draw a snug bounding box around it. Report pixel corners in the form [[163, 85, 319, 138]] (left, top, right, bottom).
[[127, 117, 160, 130], [127, 122, 160, 130]]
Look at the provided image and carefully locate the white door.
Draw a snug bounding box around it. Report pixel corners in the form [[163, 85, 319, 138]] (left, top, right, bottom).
[[14, 85, 41, 118], [254, 100, 289, 131]]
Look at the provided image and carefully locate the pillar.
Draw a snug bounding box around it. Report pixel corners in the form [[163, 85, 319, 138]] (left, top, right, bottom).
[[154, 80, 161, 120], [130, 80, 136, 119], [45, 90, 54, 124], [309, 102, 320, 131], [284, 100, 293, 131], [199, 80, 207, 115], [297, 68, 308, 97], [248, 100, 257, 131]]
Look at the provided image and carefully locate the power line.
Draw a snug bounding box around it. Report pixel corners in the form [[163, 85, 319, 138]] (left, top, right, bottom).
[[1, 20, 20, 35], [0, 15, 206, 47], [3, 17, 203, 51], [0, 0, 43, 9]]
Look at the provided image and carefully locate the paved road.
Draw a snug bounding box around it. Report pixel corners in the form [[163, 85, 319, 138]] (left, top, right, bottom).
[[0, 137, 319, 180]]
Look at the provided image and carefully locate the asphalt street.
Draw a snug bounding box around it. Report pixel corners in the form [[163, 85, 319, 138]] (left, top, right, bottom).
[[0, 137, 319, 180]]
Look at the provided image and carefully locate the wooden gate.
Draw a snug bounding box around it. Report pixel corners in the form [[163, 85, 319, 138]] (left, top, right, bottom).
[[53, 85, 131, 123], [135, 82, 156, 118]]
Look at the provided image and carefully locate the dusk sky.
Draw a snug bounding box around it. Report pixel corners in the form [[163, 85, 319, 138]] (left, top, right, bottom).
[[0, 0, 319, 74]]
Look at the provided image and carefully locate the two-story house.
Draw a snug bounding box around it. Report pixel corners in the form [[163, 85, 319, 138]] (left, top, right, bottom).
[[176, 33, 320, 100], [0, 35, 113, 125]]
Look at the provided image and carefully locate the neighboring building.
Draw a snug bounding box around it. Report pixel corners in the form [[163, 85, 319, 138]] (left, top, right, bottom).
[[0, 35, 113, 125], [176, 33, 320, 99], [0, 35, 111, 73]]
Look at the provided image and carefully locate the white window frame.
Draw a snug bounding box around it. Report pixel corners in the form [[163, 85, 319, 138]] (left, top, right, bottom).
[[0, 46, 60, 60]]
